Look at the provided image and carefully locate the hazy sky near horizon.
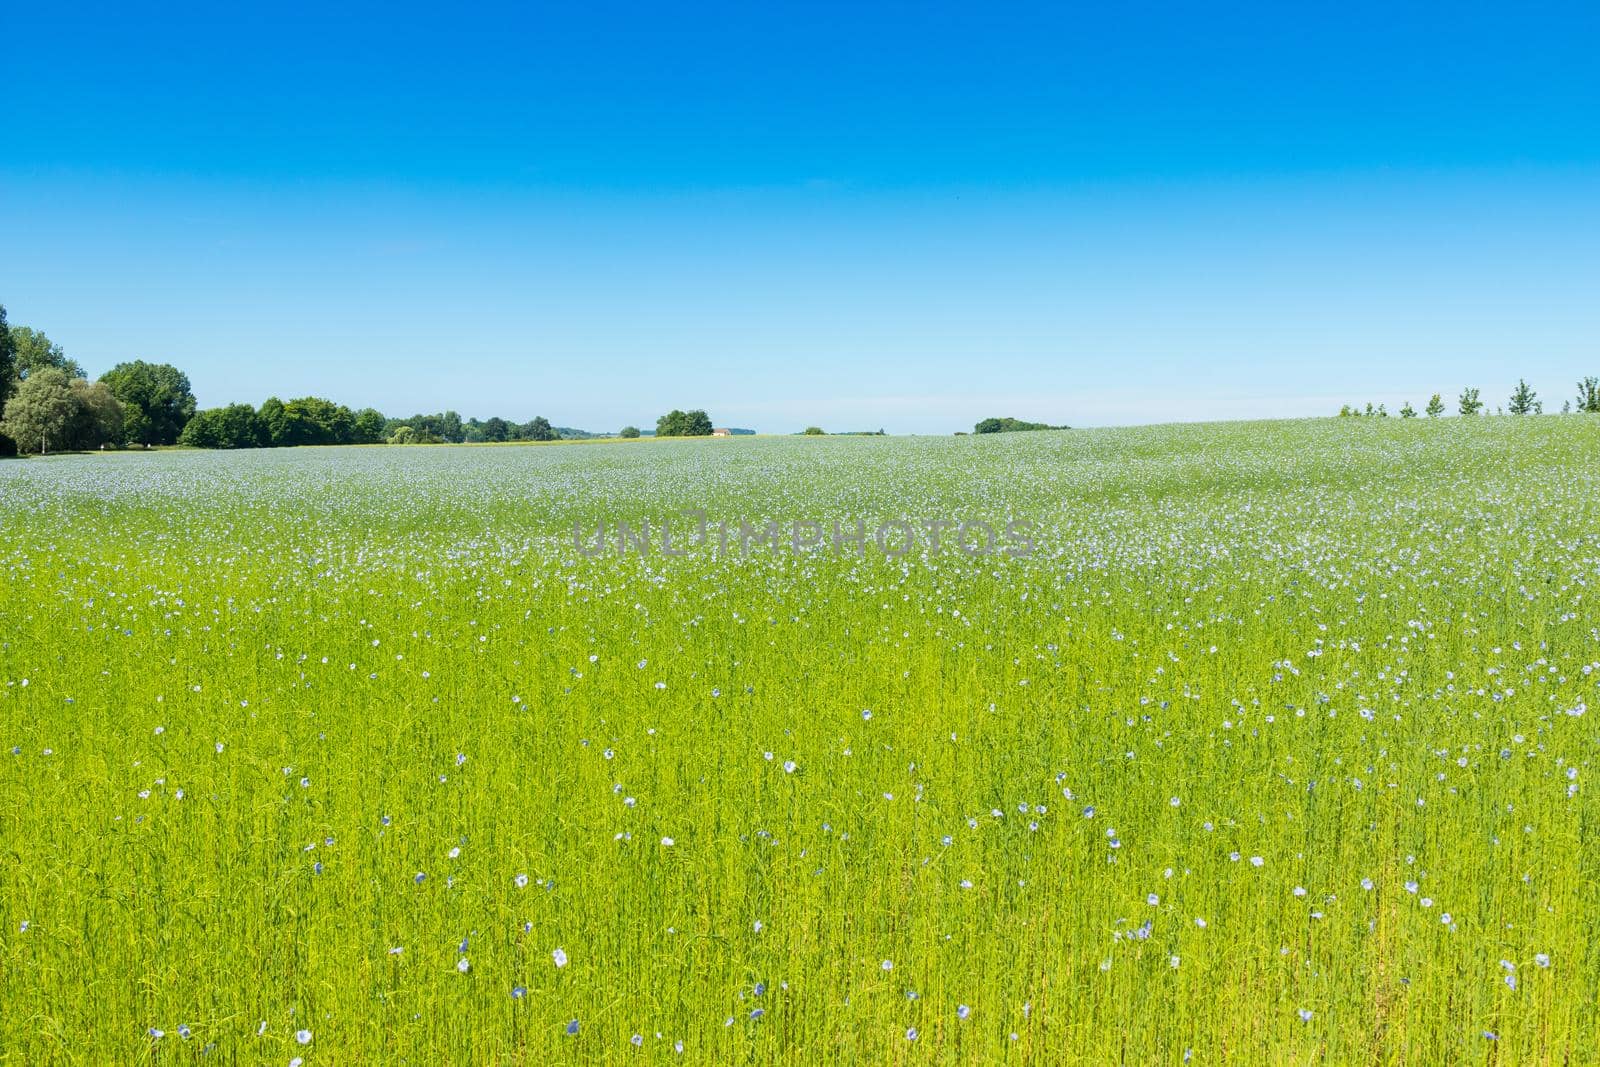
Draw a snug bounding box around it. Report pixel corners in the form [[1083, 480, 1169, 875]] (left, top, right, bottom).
[[4, 2, 1599, 432]]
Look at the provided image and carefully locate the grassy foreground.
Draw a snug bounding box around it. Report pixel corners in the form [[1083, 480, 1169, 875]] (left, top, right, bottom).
[[2, 418, 1598, 1063]]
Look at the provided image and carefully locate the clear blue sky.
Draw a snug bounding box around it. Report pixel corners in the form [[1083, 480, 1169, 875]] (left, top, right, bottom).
[[3, 1, 1598, 431]]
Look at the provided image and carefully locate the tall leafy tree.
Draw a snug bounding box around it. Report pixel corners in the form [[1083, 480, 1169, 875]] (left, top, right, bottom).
[[1425, 393, 1446, 417], [0, 368, 77, 453], [0, 305, 14, 412], [65, 379, 124, 449], [1457, 387, 1484, 416], [353, 408, 387, 443], [657, 409, 713, 436], [99, 361, 197, 445], [259, 396, 288, 441], [9, 326, 84, 380], [0, 306, 13, 454]]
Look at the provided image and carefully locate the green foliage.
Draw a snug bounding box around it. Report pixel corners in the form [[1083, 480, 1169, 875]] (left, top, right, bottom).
[[9, 325, 84, 380], [0, 367, 116, 451], [802, 426, 825, 435], [0, 306, 13, 453], [0, 367, 77, 452], [180, 397, 378, 449], [521, 416, 558, 442], [65, 378, 125, 448], [387, 411, 466, 443], [179, 404, 267, 449], [1508, 378, 1540, 415], [0, 311, 12, 397], [1399, 401, 1417, 418], [1425, 393, 1446, 417], [1577, 377, 1600, 414], [1458, 387, 1484, 416], [618, 425, 641, 439], [973, 416, 1063, 433], [655, 409, 714, 437], [353, 408, 387, 444], [99, 360, 197, 445], [281, 397, 355, 446]]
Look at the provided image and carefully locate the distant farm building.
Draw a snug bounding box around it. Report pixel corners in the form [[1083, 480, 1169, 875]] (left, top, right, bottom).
[[712, 428, 732, 437]]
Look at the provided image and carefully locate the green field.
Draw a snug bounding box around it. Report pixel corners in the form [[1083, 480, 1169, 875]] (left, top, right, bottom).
[[2, 418, 1598, 1063]]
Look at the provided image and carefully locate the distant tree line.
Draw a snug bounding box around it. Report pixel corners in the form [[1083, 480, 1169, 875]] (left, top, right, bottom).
[[1, 303, 686, 454], [181, 397, 387, 448], [973, 417, 1067, 434], [1341, 380, 1600, 419], [183, 405, 576, 448]]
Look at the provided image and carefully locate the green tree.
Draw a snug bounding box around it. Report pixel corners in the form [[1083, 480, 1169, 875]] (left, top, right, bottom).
[[1576, 377, 1600, 414], [523, 416, 558, 441], [180, 403, 267, 449], [65, 379, 124, 449], [352, 408, 387, 444], [178, 409, 223, 448], [656, 410, 688, 437], [1399, 401, 1416, 418], [388, 425, 418, 444], [0, 306, 14, 409], [1508, 379, 1539, 415], [390, 411, 463, 443], [618, 425, 640, 439], [975, 416, 1061, 433], [683, 410, 713, 436], [0, 367, 77, 453], [1425, 393, 1446, 417], [481, 416, 509, 443], [1457, 387, 1484, 416], [258, 397, 288, 444], [268, 399, 320, 446], [271, 397, 357, 446], [99, 361, 197, 445], [0, 306, 13, 455], [9, 326, 84, 380], [802, 426, 825, 435]]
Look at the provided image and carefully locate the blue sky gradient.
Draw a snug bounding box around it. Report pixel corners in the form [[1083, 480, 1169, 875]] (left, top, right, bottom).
[[4, 2, 1598, 431]]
